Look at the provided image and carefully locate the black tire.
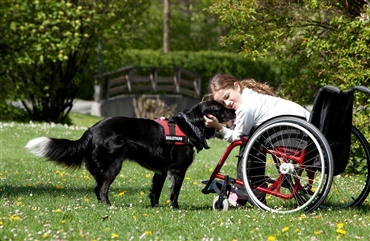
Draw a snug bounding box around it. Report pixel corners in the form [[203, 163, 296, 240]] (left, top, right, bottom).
[[241, 116, 334, 213], [322, 125, 370, 209]]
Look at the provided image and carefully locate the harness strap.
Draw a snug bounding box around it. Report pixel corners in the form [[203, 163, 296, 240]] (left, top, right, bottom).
[[156, 118, 188, 145]]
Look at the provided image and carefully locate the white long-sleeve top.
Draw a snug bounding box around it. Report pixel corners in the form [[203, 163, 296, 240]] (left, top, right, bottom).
[[218, 88, 311, 143]]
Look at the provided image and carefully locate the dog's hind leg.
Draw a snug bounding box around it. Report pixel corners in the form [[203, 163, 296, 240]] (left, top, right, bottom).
[[87, 158, 123, 205], [149, 173, 167, 207]]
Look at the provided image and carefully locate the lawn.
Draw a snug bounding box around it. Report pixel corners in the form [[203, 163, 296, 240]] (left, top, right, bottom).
[[1, 114, 370, 241]]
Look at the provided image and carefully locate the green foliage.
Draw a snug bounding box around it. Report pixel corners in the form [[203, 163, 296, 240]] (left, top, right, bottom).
[[109, 49, 283, 98], [0, 0, 149, 123], [124, 0, 228, 52], [208, 0, 370, 104]]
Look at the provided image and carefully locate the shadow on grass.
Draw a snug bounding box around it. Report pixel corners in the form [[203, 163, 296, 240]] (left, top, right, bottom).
[[1, 184, 214, 210], [1, 184, 149, 198]]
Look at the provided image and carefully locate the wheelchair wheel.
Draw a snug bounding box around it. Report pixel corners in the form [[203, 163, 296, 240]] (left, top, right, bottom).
[[322, 125, 370, 209], [212, 196, 230, 211], [241, 116, 334, 213]]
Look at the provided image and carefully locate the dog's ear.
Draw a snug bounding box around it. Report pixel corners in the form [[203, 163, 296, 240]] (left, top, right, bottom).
[[173, 116, 210, 152]]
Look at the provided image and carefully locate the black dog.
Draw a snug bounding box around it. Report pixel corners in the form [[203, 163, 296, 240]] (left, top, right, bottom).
[[25, 101, 235, 208]]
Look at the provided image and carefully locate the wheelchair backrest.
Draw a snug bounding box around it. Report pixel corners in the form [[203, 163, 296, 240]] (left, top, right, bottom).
[[309, 85, 354, 176]]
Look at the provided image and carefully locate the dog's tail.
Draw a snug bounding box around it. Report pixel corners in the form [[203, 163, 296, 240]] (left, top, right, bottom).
[[25, 130, 92, 168]]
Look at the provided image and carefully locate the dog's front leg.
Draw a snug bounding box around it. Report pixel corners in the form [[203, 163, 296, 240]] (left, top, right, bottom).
[[168, 170, 185, 209], [149, 173, 166, 207]]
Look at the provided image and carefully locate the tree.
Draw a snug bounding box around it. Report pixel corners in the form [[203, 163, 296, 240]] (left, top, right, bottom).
[[209, 0, 370, 103], [163, 0, 170, 53], [125, 0, 228, 52], [0, 0, 149, 123]]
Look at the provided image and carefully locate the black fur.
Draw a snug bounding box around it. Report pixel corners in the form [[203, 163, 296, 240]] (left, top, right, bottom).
[[26, 101, 235, 208]]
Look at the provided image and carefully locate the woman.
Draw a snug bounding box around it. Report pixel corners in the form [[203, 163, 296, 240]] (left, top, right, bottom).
[[204, 73, 310, 206]]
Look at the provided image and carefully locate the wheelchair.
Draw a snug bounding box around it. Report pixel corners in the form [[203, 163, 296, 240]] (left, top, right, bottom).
[[202, 85, 370, 213]]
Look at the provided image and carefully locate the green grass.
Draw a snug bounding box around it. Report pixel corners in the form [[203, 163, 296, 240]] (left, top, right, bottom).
[[1, 114, 370, 241]]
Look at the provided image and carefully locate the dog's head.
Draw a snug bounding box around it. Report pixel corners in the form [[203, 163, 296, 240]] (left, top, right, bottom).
[[173, 100, 235, 152]]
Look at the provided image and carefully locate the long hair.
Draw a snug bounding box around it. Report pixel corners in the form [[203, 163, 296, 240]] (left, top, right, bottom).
[[206, 73, 275, 100]]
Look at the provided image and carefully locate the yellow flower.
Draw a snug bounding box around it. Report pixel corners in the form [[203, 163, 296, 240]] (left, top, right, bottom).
[[9, 215, 20, 221], [282, 226, 289, 232], [145, 230, 152, 236], [42, 233, 49, 239], [267, 236, 275, 241], [336, 222, 344, 229], [0, 221, 3, 226], [55, 184, 64, 189], [112, 233, 119, 239], [54, 209, 62, 213], [62, 220, 67, 224], [145, 173, 151, 178], [186, 177, 191, 180], [193, 181, 198, 185], [336, 229, 346, 235]]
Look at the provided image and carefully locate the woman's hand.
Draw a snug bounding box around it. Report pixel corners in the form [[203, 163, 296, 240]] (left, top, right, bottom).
[[203, 114, 223, 131]]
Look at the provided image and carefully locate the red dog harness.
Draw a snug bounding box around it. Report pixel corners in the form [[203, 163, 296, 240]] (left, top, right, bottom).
[[156, 118, 188, 145]]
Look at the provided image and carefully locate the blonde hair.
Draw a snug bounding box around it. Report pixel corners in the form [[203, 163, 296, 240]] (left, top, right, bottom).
[[205, 73, 275, 100]]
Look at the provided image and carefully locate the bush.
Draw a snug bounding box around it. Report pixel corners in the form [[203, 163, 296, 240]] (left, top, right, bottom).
[[103, 49, 284, 98]]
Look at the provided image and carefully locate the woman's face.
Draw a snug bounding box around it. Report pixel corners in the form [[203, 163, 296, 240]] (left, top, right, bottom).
[[213, 82, 242, 110]]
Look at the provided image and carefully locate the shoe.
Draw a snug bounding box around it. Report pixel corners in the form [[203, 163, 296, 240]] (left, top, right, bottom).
[[212, 181, 223, 195]]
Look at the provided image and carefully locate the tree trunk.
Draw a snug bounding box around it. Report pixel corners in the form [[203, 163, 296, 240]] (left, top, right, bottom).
[[163, 0, 170, 54]]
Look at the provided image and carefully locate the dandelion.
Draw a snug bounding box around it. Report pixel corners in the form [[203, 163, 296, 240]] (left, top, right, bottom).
[[282, 226, 289, 232], [336, 222, 346, 235], [62, 220, 66, 224], [54, 209, 62, 213], [9, 215, 20, 221], [55, 170, 64, 177], [336, 222, 344, 229], [114, 191, 126, 197], [112, 233, 119, 239], [314, 230, 324, 235], [0, 221, 3, 226], [84, 197, 89, 202], [42, 233, 49, 239], [186, 177, 191, 180], [267, 236, 275, 241], [145, 173, 151, 178], [336, 229, 346, 235], [193, 181, 198, 185]]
